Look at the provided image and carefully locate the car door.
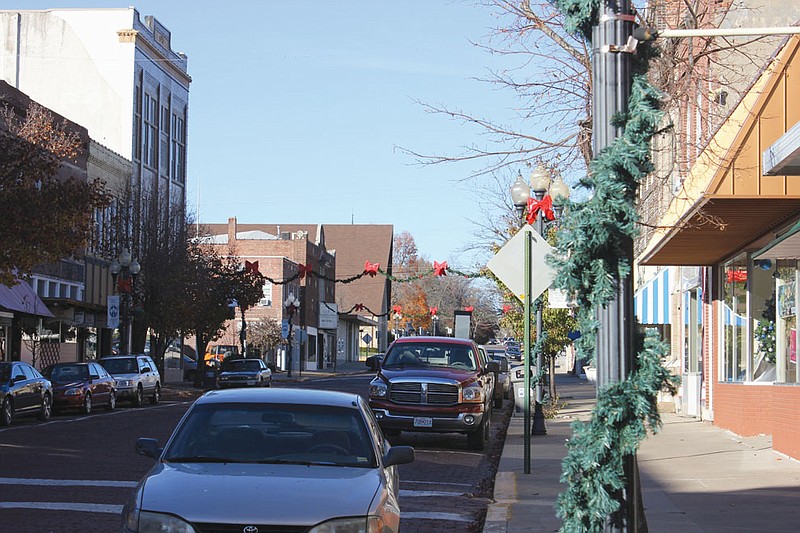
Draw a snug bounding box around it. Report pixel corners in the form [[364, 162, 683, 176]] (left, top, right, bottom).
[[88, 363, 110, 404], [137, 357, 153, 394], [12, 363, 35, 412]]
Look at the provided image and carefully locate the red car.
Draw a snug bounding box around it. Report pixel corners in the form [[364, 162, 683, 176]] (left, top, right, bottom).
[[43, 362, 117, 414]]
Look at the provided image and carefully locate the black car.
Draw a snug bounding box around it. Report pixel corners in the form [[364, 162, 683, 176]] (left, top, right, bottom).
[[217, 358, 272, 388], [0, 361, 53, 426]]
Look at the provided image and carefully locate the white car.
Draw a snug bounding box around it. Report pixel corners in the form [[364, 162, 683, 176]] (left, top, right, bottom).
[[99, 354, 161, 407], [122, 387, 415, 532]]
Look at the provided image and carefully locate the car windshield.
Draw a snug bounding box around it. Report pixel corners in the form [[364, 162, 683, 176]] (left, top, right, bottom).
[[48, 364, 89, 383], [100, 358, 137, 374], [383, 342, 477, 371], [164, 403, 377, 468], [221, 360, 261, 372]]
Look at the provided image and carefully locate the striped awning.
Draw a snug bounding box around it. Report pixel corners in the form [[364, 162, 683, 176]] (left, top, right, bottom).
[[635, 268, 672, 325]]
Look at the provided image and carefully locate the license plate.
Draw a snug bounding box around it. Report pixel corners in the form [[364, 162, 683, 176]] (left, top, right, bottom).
[[413, 417, 433, 428]]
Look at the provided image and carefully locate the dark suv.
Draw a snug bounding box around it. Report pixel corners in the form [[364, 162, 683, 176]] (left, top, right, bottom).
[[368, 336, 498, 450]]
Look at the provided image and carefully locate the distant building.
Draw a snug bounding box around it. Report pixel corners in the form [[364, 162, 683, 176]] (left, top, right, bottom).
[[1, 7, 190, 360]]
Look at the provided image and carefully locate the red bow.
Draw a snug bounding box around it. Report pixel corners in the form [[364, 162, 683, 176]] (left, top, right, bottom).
[[298, 263, 314, 279], [502, 304, 511, 314], [526, 195, 555, 225], [363, 261, 380, 277], [117, 277, 132, 293], [465, 306, 474, 312], [354, 303, 365, 312], [433, 261, 448, 276], [430, 306, 438, 316], [392, 305, 402, 314], [245, 260, 259, 274]]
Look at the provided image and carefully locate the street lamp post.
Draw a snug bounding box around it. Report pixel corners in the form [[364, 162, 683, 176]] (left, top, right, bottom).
[[510, 163, 570, 474], [284, 294, 300, 378], [110, 248, 140, 355]]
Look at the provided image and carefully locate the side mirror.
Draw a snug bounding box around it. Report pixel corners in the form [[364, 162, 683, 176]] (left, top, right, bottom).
[[140, 367, 151, 374], [384, 445, 415, 467], [11, 375, 25, 384], [486, 361, 500, 374], [90, 374, 100, 381], [365, 356, 379, 371], [135, 437, 162, 459]]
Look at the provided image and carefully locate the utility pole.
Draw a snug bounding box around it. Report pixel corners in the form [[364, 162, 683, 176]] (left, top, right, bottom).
[[592, 2, 642, 531]]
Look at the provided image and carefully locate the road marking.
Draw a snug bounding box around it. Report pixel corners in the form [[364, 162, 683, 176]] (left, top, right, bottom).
[[403, 480, 472, 488], [400, 489, 464, 497], [0, 477, 137, 488], [0, 502, 123, 514], [402, 511, 471, 522]]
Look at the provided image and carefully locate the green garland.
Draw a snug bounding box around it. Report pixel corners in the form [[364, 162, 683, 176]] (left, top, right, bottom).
[[541, 1, 681, 530]]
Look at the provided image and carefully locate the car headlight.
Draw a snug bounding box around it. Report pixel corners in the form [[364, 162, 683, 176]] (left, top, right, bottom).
[[369, 379, 387, 398], [64, 387, 82, 396], [117, 380, 132, 387], [462, 384, 484, 402], [309, 516, 383, 533]]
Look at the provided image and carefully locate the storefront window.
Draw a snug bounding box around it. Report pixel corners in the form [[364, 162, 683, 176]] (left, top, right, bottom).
[[721, 255, 748, 381], [751, 258, 777, 381], [775, 261, 798, 383]]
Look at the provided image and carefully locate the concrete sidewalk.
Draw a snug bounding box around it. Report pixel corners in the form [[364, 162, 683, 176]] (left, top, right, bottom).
[[483, 371, 800, 532]]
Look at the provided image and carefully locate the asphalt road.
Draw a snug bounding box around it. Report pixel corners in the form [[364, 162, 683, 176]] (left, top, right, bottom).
[[0, 374, 511, 533]]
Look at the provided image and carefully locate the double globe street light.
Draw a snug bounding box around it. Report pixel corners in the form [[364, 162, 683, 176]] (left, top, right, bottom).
[[110, 248, 141, 355], [509, 163, 569, 474], [283, 293, 301, 378]]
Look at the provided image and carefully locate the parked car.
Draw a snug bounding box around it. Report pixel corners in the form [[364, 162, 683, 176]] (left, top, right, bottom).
[[480, 345, 511, 408], [122, 388, 415, 533], [0, 361, 52, 426], [99, 354, 161, 407], [42, 362, 117, 414], [217, 358, 272, 388], [368, 336, 499, 450]]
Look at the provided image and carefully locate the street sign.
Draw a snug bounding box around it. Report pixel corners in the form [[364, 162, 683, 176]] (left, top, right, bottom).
[[487, 224, 555, 303], [281, 319, 289, 339], [362, 333, 372, 345]]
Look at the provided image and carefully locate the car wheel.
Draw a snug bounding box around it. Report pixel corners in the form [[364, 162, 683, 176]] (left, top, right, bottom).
[[81, 393, 92, 415], [1, 398, 13, 426], [265, 376, 271, 388], [37, 393, 52, 422], [467, 410, 490, 451], [149, 384, 160, 405], [106, 391, 116, 412], [133, 386, 143, 407]]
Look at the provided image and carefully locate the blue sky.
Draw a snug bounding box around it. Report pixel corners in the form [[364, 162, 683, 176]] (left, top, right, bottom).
[[24, 1, 523, 267]]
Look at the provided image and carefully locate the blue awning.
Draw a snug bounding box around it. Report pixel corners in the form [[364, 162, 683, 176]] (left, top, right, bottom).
[[0, 279, 54, 318], [635, 268, 672, 325]]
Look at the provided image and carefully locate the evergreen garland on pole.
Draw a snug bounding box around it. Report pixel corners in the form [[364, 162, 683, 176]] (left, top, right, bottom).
[[544, 1, 681, 530]]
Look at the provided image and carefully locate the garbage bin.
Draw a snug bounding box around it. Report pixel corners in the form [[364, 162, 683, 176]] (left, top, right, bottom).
[[510, 363, 536, 415]]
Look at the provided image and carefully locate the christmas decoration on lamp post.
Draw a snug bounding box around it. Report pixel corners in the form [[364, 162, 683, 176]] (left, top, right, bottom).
[[283, 293, 300, 378], [109, 248, 140, 355]]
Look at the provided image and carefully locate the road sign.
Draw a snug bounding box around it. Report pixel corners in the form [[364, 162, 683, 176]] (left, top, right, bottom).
[[281, 319, 290, 339], [362, 333, 372, 345], [487, 224, 555, 302]]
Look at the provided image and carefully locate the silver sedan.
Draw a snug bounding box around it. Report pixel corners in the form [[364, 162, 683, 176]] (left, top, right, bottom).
[[122, 387, 415, 533]]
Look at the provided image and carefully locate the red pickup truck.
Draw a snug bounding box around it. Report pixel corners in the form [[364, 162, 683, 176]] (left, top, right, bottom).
[[367, 336, 498, 450]]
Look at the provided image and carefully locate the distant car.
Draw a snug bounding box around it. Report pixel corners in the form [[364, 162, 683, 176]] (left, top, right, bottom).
[[99, 354, 161, 407], [0, 361, 52, 426], [480, 345, 511, 408], [123, 388, 415, 533], [217, 358, 272, 388], [43, 362, 117, 414]]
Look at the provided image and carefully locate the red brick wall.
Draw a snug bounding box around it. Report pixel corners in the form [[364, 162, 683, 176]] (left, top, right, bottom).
[[714, 382, 800, 459]]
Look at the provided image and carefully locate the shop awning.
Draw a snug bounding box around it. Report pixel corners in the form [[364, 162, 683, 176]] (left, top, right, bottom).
[[0, 279, 54, 318], [754, 220, 800, 259], [635, 268, 672, 325]]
